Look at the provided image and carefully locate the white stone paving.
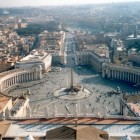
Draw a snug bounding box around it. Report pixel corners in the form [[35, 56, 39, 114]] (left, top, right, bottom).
[[8, 66, 139, 117]]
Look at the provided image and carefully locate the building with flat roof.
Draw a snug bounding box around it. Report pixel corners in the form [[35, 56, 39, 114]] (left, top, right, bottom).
[[38, 31, 66, 65], [15, 50, 52, 72], [75, 44, 110, 73], [125, 34, 140, 49]]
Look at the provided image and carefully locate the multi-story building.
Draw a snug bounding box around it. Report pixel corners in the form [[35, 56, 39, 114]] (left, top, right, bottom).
[[125, 33, 140, 49], [0, 61, 15, 73], [128, 48, 140, 66], [75, 44, 110, 73], [15, 50, 52, 72], [38, 31, 66, 65]]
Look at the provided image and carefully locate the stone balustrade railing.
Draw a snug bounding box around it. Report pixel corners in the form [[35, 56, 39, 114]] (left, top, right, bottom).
[[9, 114, 140, 121]]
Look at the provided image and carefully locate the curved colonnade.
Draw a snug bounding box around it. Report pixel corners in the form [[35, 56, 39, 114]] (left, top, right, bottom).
[[0, 65, 42, 92], [102, 64, 140, 84]]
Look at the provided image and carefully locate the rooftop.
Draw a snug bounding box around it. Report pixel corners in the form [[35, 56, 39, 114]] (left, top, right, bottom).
[[19, 50, 48, 62], [84, 44, 109, 59], [126, 35, 140, 40], [0, 96, 11, 112]]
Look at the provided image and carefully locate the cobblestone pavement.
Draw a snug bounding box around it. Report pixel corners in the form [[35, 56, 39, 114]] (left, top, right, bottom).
[[9, 66, 139, 117]]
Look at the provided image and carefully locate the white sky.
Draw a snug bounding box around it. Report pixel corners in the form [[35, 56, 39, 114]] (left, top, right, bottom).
[[0, 0, 140, 7]]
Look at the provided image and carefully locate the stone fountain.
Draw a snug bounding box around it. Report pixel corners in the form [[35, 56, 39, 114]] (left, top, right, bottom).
[[53, 68, 91, 100]]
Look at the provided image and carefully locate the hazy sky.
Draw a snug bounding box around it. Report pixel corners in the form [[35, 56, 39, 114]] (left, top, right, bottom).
[[0, 0, 140, 7]]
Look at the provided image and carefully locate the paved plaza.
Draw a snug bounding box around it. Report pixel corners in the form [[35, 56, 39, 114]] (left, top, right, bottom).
[[8, 65, 139, 117]]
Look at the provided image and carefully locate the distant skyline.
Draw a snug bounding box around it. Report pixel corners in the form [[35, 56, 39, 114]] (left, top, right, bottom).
[[0, 0, 140, 7]]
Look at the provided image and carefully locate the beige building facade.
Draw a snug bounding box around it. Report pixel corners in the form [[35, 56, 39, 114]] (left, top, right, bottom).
[[15, 50, 52, 72], [102, 63, 140, 85], [75, 51, 109, 73], [0, 65, 43, 92]]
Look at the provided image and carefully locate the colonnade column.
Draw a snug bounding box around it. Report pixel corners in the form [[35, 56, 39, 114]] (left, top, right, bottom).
[[38, 69, 43, 80], [32, 72, 34, 80], [122, 71, 125, 80], [107, 70, 110, 78], [114, 70, 117, 78], [102, 69, 105, 78], [132, 73, 135, 83], [135, 74, 137, 83]]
